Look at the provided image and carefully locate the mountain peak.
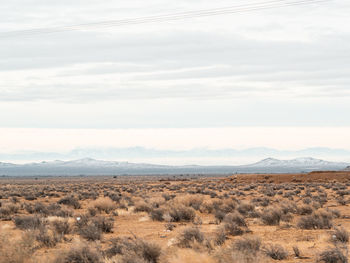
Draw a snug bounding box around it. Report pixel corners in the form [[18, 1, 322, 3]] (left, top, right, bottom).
[[73, 157, 97, 162], [249, 157, 345, 167], [251, 158, 281, 166]]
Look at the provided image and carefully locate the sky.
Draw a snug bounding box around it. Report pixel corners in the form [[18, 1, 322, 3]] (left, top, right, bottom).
[[0, 0, 349, 164]]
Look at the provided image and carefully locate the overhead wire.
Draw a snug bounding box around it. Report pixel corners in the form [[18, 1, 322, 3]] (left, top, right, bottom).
[[0, 0, 329, 38]]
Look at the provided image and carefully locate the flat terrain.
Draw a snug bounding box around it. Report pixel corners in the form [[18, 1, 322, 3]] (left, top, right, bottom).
[[0, 172, 349, 263]]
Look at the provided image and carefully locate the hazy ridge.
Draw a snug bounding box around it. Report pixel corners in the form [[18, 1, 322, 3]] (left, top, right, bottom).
[[0, 157, 348, 176]]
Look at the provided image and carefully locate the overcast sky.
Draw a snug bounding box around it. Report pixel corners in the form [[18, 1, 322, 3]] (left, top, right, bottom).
[[0, 0, 349, 160]]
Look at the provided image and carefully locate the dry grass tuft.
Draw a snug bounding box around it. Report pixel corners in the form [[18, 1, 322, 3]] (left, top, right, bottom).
[[90, 197, 116, 214], [54, 242, 102, 263], [169, 249, 216, 263]]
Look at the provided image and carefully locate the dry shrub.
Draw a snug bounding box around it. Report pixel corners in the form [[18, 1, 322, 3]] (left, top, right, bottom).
[[216, 242, 268, 263], [317, 247, 348, 263], [117, 200, 129, 210], [177, 227, 204, 248], [214, 228, 227, 246], [326, 208, 341, 219], [24, 202, 48, 215], [74, 214, 91, 230], [168, 205, 196, 222], [298, 210, 333, 229], [134, 201, 152, 213], [90, 197, 116, 214], [135, 239, 162, 263], [24, 195, 37, 201], [179, 195, 204, 210], [149, 197, 165, 208], [221, 199, 237, 213], [51, 218, 71, 235], [297, 204, 314, 215], [260, 207, 282, 226], [293, 246, 301, 258], [234, 236, 261, 255], [336, 197, 347, 206], [162, 193, 172, 201], [92, 216, 114, 233], [104, 237, 134, 258], [279, 200, 297, 214], [223, 212, 247, 227], [331, 227, 349, 243], [150, 208, 165, 221], [14, 215, 45, 230], [263, 244, 288, 260], [169, 249, 216, 263], [104, 237, 161, 263], [35, 227, 60, 248], [87, 207, 97, 216], [58, 195, 81, 209], [223, 222, 244, 236], [200, 200, 216, 214], [0, 203, 19, 219], [54, 207, 74, 218], [214, 209, 226, 222], [237, 202, 255, 216], [54, 243, 102, 263], [25, 203, 69, 217], [78, 224, 102, 241], [193, 216, 203, 226]]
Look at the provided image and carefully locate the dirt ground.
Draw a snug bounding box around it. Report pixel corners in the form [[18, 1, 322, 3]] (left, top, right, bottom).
[[0, 172, 349, 263]]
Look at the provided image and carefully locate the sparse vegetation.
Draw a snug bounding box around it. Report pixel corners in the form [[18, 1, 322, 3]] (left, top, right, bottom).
[[0, 172, 349, 262]]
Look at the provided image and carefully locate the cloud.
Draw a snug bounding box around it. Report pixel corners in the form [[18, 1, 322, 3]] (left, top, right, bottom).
[[1, 32, 350, 102], [0, 0, 349, 128]]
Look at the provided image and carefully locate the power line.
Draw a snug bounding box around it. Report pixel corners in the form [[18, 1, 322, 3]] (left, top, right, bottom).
[[0, 0, 328, 37], [0, 0, 329, 38]]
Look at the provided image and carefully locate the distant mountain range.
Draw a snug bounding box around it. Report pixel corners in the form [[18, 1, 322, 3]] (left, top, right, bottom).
[[0, 157, 348, 176], [1, 147, 350, 162]]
